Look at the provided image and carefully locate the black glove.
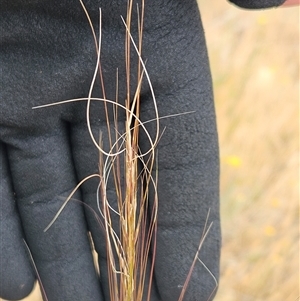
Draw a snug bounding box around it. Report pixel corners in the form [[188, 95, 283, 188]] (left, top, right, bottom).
[[228, 0, 285, 9], [0, 1, 221, 300]]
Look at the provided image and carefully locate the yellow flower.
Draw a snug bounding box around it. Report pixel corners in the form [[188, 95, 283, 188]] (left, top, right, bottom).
[[223, 155, 242, 168], [264, 225, 277, 237], [271, 198, 280, 208], [257, 15, 268, 25]]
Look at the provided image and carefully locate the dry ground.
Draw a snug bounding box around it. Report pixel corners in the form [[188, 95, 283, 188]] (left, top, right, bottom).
[[2, 1, 298, 301], [199, 1, 299, 301]]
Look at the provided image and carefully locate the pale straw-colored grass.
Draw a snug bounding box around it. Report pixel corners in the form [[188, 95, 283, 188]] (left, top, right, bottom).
[[33, 1, 160, 300]]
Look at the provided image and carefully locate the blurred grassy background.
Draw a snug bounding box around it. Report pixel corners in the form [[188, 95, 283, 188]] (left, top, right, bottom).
[[3, 2, 298, 301], [198, 1, 299, 301]]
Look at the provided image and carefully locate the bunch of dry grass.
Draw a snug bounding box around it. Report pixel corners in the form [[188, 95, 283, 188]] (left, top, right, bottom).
[[34, 1, 160, 300]]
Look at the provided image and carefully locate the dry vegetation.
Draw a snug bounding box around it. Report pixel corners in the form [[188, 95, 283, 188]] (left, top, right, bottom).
[[3, 1, 298, 301], [198, 1, 299, 301]]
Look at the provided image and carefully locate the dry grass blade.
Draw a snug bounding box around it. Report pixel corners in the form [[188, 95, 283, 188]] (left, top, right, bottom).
[[177, 209, 218, 301], [82, 1, 159, 300], [23, 240, 48, 301], [100, 2, 159, 300]]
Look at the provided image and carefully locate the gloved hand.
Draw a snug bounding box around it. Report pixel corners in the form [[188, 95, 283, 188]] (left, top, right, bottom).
[[0, 1, 221, 300]]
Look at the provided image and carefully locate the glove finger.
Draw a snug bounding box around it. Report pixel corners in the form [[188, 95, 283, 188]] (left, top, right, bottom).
[[138, 19, 221, 301], [3, 127, 103, 301], [141, 94, 221, 301], [0, 141, 35, 300]]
